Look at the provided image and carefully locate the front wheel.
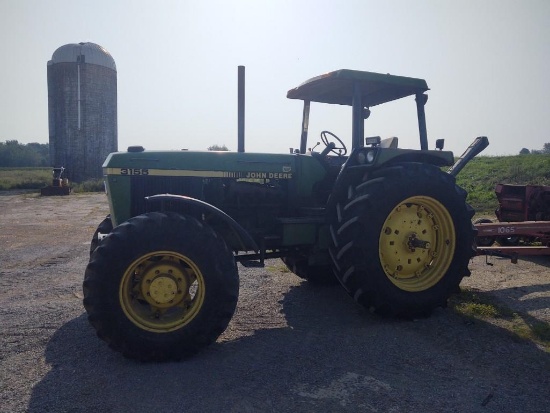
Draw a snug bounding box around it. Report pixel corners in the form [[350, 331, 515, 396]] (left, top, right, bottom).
[[89, 215, 113, 256], [83, 212, 238, 361], [329, 163, 475, 317]]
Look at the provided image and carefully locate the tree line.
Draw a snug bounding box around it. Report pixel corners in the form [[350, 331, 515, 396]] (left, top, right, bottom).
[[0, 140, 229, 168], [0, 140, 50, 167], [520, 143, 550, 155]]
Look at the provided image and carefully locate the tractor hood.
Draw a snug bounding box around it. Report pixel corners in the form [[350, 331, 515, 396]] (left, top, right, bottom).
[[287, 69, 429, 107], [102, 150, 298, 176]]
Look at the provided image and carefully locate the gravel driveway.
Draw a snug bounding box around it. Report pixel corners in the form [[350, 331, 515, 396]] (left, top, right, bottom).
[[0, 192, 548, 413]]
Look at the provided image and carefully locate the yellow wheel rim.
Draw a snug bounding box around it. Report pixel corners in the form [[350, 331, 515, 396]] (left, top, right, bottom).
[[379, 196, 455, 292], [119, 251, 205, 332]]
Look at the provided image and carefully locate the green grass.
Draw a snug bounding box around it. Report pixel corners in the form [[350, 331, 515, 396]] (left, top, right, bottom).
[[71, 179, 105, 193], [455, 154, 550, 214], [0, 168, 105, 193], [451, 288, 550, 352], [0, 167, 51, 190]]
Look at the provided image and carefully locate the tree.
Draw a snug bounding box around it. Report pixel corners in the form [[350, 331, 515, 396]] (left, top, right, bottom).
[[207, 144, 229, 151], [0, 140, 49, 167], [519, 148, 530, 155], [542, 142, 550, 154]]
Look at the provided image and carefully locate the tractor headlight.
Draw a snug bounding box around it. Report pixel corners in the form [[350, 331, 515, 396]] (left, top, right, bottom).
[[357, 150, 375, 164], [366, 150, 375, 163]]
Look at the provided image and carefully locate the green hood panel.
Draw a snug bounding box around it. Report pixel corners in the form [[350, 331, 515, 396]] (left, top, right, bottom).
[[104, 151, 302, 177]]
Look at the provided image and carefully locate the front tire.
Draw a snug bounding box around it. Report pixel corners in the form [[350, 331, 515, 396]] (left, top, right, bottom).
[[329, 163, 475, 317], [83, 212, 238, 361], [89, 215, 113, 256]]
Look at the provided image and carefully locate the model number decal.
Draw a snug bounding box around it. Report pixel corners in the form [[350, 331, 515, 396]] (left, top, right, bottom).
[[120, 168, 149, 175], [497, 226, 515, 234], [107, 168, 293, 179]]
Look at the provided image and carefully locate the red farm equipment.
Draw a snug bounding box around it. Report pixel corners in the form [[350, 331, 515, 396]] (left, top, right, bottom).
[[475, 184, 550, 261]]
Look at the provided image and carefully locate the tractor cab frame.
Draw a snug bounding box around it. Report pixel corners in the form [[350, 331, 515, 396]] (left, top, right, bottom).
[[287, 69, 431, 153]]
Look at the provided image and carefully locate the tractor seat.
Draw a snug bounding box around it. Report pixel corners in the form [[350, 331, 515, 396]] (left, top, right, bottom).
[[380, 137, 398, 148]]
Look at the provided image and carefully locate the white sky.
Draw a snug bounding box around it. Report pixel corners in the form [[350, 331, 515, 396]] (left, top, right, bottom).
[[1, 0, 549, 156]]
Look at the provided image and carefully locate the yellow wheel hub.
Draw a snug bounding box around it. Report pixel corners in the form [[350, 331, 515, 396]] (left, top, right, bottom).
[[379, 196, 455, 292], [119, 251, 205, 332], [140, 260, 187, 308], [148, 277, 178, 304]]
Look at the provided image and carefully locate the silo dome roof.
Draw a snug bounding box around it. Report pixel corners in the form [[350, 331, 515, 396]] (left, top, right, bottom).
[[48, 42, 116, 71]]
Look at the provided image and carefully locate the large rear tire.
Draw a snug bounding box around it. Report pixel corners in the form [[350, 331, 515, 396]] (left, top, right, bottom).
[[329, 163, 475, 318], [83, 212, 238, 361]]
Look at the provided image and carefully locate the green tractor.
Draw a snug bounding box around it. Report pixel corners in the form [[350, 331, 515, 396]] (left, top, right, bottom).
[[84, 69, 488, 361]]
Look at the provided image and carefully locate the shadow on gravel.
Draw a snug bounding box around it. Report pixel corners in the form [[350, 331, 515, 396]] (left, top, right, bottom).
[[520, 255, 550, 268], [495, 282, 550, 314], [29, 283, 550, 413]]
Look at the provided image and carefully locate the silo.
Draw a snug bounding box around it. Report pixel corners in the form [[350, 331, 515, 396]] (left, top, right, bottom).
[[47, 42, 117, 183]]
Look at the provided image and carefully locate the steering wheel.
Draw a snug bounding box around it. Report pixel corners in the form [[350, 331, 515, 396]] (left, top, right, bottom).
[[320, 131, 347, 156]]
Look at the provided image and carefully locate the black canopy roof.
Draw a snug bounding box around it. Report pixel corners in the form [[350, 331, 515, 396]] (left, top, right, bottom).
[[287, 69, 429, 107]]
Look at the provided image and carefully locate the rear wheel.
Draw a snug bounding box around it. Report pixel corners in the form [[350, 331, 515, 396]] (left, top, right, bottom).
[[329, 163, 475, 317], [497, 235, 521, 246], [83, 212, 238, 361]]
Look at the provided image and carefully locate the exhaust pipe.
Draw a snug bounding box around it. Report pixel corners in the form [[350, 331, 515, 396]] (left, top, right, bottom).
[[238, 66, 245, 152], [448, 136, 489, 177]]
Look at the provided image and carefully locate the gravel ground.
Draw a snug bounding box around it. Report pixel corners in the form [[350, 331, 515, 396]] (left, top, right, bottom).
[[0, 192, 549, 413]]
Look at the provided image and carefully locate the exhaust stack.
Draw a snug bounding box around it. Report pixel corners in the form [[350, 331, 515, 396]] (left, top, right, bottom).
[[238, 66, 245, 152]]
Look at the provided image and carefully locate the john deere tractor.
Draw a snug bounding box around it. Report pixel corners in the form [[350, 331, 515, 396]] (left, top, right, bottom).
[[84, 69, 488, 361]]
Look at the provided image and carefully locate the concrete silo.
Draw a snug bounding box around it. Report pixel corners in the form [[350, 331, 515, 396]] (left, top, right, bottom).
[[47, 42, 117, 183]]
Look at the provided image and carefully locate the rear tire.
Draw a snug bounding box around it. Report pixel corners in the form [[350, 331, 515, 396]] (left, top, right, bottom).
[[329, 163, 475, 317], [497, 235, 521, 246], [83, 212, 238, 361]]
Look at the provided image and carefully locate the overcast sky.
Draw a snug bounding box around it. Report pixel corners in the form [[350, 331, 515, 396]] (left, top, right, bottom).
[[1, 0, 549, 156]]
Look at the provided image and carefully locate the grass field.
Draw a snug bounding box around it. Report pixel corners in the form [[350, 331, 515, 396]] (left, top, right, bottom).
[[0, 167, 51, 191], [0, 168, 104, 192], [455, 154, 550, 214]]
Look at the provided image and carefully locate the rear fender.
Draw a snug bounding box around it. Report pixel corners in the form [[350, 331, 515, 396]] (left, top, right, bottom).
[[145, 194, 258, 253], [327, 147, 453, 211]]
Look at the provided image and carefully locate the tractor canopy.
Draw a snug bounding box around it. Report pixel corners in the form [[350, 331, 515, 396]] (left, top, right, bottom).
[[286, 69, 429, 107], [287, 70, 431, 152]]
